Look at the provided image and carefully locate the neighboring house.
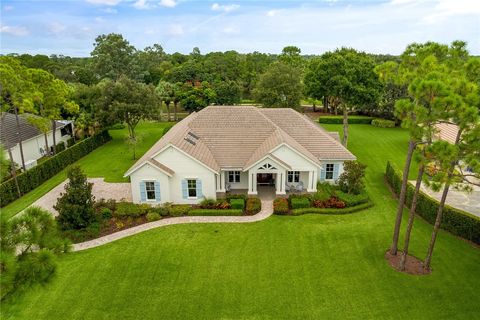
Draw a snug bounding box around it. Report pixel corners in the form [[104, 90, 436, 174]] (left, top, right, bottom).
[[124, 106, 356, 204], [0, 112, 74, 169], [434, 122, 459, 144]]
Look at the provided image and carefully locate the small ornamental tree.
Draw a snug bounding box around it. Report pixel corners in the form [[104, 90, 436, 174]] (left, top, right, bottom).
[[55, 166, 95, 230], [338, 161, 367, 195]]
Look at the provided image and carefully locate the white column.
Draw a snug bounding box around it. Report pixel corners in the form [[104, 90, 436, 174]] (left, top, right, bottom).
[[248, 170, 257, 195], [276, 170, 286, 195], [312, 170, 318, 191], [307, 171, 314, 192]]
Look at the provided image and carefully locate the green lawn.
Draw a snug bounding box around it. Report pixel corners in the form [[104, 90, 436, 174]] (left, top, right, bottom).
[[0, 122, 171, 219], [2, 124, 479, 319]]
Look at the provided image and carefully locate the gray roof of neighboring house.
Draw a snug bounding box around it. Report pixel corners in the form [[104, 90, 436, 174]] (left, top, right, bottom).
[[0, 112, 69, 149], [125, 106, 356, 176]]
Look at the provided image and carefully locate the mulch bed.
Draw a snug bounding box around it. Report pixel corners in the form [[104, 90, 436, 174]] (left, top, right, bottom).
[[99, 216, 149, 237], [385, 250, 431, 275]]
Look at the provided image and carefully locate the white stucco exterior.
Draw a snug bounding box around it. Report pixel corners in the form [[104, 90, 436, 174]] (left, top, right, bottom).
[[127, 142, 347, 205], [7, 128, 71, 168]]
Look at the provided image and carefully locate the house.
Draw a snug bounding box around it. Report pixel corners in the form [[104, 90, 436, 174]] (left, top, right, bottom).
[[434, 122, 459, 144], [124, 106, 356, 204], [0, 112, 74, 169]]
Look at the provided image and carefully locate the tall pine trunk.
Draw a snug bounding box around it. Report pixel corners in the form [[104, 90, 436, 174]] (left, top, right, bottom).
[[399, 163, 425, 270], [44, 133, 50, 156], [166, 101, 171, 122], [13, 106, 26, 170], [174, 101, 178, 121], [51, 119, 57, 155], [390, 139, 416, 255], [342, 107, 349, 147], [1, 114, 21, 196], [424, 130, 462, 270]]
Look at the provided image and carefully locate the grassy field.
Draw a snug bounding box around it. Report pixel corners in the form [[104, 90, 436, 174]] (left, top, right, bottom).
[[0, 122, 171, 219], [2, 124, 479, 319]]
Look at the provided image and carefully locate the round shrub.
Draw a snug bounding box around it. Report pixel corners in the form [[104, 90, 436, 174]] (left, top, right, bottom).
[[290, 197, 311, 209], [229, 198, 245, 210], [246, 197, 261, 215], [101, 207, 112, 220], [168, 205, 191, 217], [273, 198, 289, 215], [146, 212, 161, 222]]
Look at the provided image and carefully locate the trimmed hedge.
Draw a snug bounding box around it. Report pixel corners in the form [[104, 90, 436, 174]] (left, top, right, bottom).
[[273, 198, 289, 215], [66, 137, 75, 148], [385, 161, 480, 245], [0, 131, 112, 207], [335, 190, 370, 207], [229, 198, 245, 210], [318, 115, 373, 124], [188, 209, 243, 216], [55, 141, 66, 153], [291, 201, 374, 215], [290, 197, 311, 209], [246, 197, 261, 215], [371, 118, 395, 128]]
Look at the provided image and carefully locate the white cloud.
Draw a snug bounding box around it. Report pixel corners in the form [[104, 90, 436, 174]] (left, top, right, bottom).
[[167, 24, 184, 36], [86, 0, 121, 5], [266, 9, 279, 17], [133, 0, 151, 9], [211, 3, 239, 13], [423, 0, 480, 23], [159, 0, 177, 8], [3, 5, 14, 11], [49, 22, 66, 34], [101, 7, 118, 13], [95, 16, 105, 22], [0, 24, 29, 36]]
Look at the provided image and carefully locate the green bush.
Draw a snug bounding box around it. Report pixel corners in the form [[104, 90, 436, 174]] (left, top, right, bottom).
[[226, 193, 247, 201], [66, 137, 75, 148], [318, 115, 373, 124], [292, 201, 374, 215], [55, 142, 66, 153], [188, 209, 243, 216], [273, 198, 289, 215], [115, 202, 148, 218], [168, 205, 191, 217], [335, 190, 370, 207], [152, 206, 170, 216], [199, 198, 217, 209], [385, 161, 480, 245], [372, 118, 395, 128], [100, 207, 112, 220], [290, 197, 311, 209], [0, 131, 111, 207], [146, 212, 161, 222], [229, 198, 245, 210], [246, 197, 261, 215]]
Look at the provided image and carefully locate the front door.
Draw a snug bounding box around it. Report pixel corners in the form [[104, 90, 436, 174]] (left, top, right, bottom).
[[257, 173, 274, 186]]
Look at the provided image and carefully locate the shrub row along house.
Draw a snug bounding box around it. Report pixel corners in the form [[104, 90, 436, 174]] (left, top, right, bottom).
[[1, 112, 74, 169], [125, 106, 355, 204]]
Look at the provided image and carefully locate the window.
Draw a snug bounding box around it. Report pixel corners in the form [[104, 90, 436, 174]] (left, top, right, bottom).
[[60, 127, 69, 137], [228, 171, 241, 183], [325, 164, 334, 180], [287, 171, 300, 183], [187, 179, 197, 198], [145, 181, 156, 200]]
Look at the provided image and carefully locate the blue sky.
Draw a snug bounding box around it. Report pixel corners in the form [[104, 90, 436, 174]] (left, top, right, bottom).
[[1, 0, 479, 56]]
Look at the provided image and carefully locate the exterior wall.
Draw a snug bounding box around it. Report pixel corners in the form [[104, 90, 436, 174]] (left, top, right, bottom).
[[271, 145, 317, 171], [318, 161, 345, 184], [154, 146, 216, 204], [8, 128, 71, 166], [130, 163, 170, 204], [225, 170, 249, 190]]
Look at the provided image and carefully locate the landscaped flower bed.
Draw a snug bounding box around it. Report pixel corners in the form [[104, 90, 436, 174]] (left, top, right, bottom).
[[61, 196, 262, 243], [273, 182, 372, 215]]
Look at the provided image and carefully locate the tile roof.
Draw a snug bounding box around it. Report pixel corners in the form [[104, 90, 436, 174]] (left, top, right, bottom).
[[125, 106, 355, 176], [434, 122, 459, 144], [0, 112, 68, 149]]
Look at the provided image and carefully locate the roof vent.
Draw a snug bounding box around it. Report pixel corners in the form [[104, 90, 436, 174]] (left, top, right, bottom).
[[184, 131, 199, 145]]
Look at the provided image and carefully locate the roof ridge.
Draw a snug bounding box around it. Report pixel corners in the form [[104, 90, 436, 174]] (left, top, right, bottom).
[[255, 108, 286, 143]]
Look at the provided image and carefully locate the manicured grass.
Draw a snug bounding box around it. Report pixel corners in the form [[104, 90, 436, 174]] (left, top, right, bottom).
[[2, 124, 479, 319], [0, 122, 171, 219]]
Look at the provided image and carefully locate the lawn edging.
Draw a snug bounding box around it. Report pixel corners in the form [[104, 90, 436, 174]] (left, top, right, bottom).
[[291, 201, 374, 215], [385, 161, 480, 245], [188, 209, 244, 216]]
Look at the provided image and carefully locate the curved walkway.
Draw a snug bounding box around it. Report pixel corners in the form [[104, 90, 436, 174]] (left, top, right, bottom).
[[73, 200, 273, 252]]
